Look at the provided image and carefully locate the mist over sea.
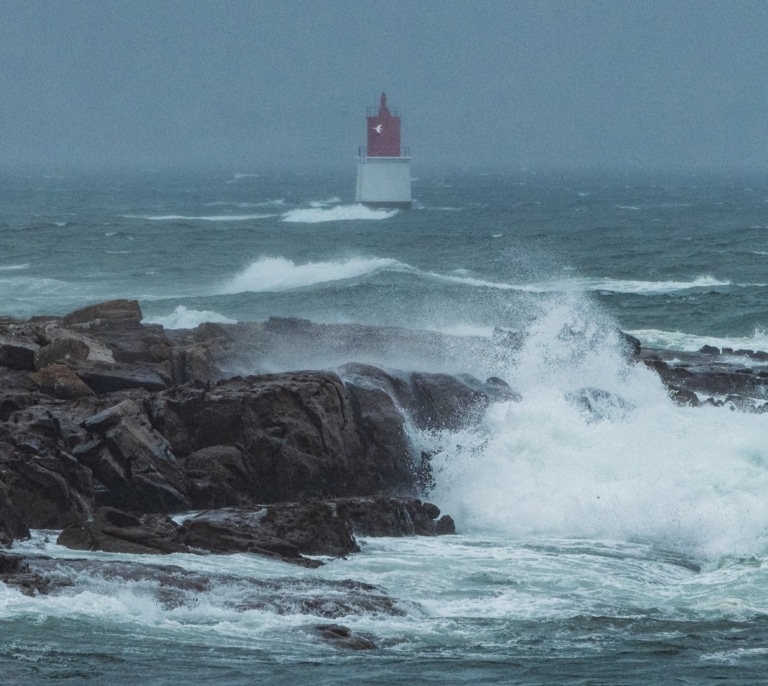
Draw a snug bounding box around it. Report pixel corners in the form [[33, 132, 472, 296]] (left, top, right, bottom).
[[2, 168, 768, 684]]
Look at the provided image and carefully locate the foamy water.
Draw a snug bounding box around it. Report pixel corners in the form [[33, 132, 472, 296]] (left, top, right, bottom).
[[218, 256, 408, 293], [4, 169, 768, 683], [281, 204, 398, 223], [428, 297, 768, 561], [143, 305, 238, 329]]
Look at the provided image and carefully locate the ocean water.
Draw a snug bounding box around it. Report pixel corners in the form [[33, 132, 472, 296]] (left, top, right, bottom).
[[2, 168, 768, 683]]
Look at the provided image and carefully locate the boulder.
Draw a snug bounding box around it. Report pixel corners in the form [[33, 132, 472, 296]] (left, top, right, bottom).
[[178, 503, 355, 566], [340, 363, 520, 432], [0, 422, 93, 529], [57, 506, 186, 554], [309, 624, 377, 650], [565, 387, 635, 421], [0, 481, 30, 546], [0, 336, 38, 370], [79, 399, 189, 512], [29, 364, 96, 400], [70, 360, 169, 394], [156, 372, 415, 502], [62, 299, 143, 328], [34, 336, 91, 369], [334, 496, 456, 537]]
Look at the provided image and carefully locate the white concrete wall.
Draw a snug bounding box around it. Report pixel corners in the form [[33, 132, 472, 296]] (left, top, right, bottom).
[[355, 157, 412, 206]]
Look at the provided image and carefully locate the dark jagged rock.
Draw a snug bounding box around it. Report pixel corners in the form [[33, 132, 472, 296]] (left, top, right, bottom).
[[70, 360, 169, 394], [334, 496, 456, 537], [157, 372, 416, 502], [0, 424, 93, 529], [666, 385, 701, 407], [34, 336, 91, 370], [3, 299, 766, 565], [29, 363, 96, 400], [0, 335, 38, 370], [62, 299, 144, 328], [57, 506, 187, 554], [0, 481, 30, 546], [79, 399, 189, 513], [565, 387, 635, 421], [0, 554, 416, 618], [309, 623, 378, 650], [0, 553, 51, 595], [178, 503, 357, 566], [340, 362, 520, 433], [640, 349, 768, 404], [56, 496, 454, 565]]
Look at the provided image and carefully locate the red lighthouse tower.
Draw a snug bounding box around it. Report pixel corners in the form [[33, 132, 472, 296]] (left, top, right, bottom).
[[366, 93, 402, 157], [356, 92, 412, 209]]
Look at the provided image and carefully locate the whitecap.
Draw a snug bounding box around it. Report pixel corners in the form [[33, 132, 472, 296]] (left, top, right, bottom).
[[281, 204, 397, 223], [218, 256, 408, 294], [627, 327, 768, 353], [123, 214, 276, 222], [143, 305, 237, 329]]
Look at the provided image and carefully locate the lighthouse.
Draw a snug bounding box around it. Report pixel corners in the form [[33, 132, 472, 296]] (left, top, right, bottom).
[[355, 93, 412, 209]]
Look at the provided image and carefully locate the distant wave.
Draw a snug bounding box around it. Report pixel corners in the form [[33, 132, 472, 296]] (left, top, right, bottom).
[[416, 272, 740, 296], [123, 214, 276, 222], [219, 256, 408, 293], [143, 305, 237, 329], [0, 263, 30, 271], [583, 275, 732, 294], [627, 328, 768, 354], [308, 197, 342, 208], [204, 200, 285, 209], [281, 204, 398, 223], [226, 173, 260, 184]]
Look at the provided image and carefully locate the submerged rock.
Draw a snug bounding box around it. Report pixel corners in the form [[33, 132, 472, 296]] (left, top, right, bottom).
[[57, 496, 454, 566], [309, 623, 378, 650]]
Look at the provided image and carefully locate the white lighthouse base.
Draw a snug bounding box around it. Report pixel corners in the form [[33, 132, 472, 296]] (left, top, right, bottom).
[[355, 156, 412, 209]]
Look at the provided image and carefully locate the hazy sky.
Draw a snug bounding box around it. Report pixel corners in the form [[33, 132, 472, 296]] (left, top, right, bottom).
[[2, 0, 768, 172]]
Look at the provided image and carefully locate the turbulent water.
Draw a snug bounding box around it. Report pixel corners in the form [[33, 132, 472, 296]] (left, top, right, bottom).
[[2, 168, 768, 683]]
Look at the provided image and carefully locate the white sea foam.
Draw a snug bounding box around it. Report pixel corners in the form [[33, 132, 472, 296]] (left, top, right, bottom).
[[429, 296, 768, 561], [628, 327, 768, 353], [0, 263, 30, 271], [308, 196, 342, 208], [583, 275, 733, 293], [280, 204, 398, 223], [143, 305, 237, 329], [219, 256, 408, 294], [419, 272, 736, 295], [205, 199, 285, 208], [123, 214, 275, 221]]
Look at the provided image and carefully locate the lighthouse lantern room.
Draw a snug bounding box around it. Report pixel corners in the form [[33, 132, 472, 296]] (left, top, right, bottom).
[[355, 93, 412, 209]]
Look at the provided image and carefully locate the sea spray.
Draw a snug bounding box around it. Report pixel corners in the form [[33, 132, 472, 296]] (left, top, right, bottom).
[[428, 295, 768, 561]]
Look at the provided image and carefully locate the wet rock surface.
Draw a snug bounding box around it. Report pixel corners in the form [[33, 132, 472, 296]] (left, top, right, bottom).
[[0, 299, 764, 565], [0, 551, 416, 622]]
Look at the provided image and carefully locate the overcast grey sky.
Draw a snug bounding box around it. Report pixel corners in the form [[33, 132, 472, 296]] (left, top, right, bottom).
[[2, 0, 768, 172]]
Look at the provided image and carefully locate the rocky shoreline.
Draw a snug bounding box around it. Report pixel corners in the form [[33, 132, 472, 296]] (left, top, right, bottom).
[[1, 299, 766, 618]]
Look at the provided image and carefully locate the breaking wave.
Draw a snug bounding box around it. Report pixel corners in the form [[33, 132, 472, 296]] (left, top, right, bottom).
[[628, 327, 768, 353], [123, 214, 275, 221], [143, 305, 237, 329], [428, 297, 768, 560], [281, 204, 398, 223], [219, 256, 408, 293]]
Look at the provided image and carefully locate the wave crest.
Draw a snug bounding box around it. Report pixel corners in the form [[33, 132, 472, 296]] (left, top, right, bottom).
[[281, 204, 398, 223], [219, 256, 407, 293]]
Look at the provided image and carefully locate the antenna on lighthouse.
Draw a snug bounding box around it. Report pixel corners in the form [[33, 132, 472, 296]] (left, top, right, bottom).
[[355, 92, 412, 209]]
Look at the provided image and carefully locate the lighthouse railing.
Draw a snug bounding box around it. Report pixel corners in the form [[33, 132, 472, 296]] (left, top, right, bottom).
[[358, 146, 410, 160]]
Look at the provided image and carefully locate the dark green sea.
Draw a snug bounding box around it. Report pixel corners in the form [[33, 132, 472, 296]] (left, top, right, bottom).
[[2, 168, 768, 684]]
